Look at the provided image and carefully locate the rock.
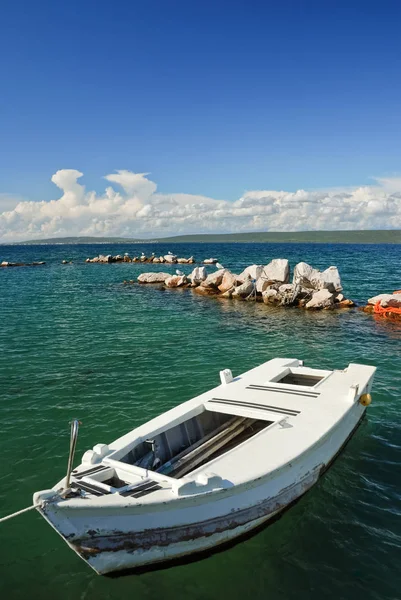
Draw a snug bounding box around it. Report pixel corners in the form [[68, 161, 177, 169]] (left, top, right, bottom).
[[335, 293, 344, 302], [368, 293, 396, 306], [262, 289, 278, 304], [278, 283, 293, 294], [62, 260, 68, 264], [137, 272, 171, 284], [188, 256, 195, 264], [232, 279, 254, 298], [237, 264, 263, 283], [165, 275, 187, 288], [293, 262, 342, 293], [152, 257, 160, 263], [203, 258, 218, 264], [381, 293, 401, 309], [177, 258, 188, 264], [220, 288, 234, 298], [190, 266, 207, 284], [305, 289, 334, 309], [98, 254, 112, 263], [140, 255, 147, 262], [193, 285, 218, 296], [218, 271, 237, 293], [164, 254, 177, 263], [337, 299, 355, 308], [86, 258, 90, 262], [258, 259, 290, 291], [201, 269, 225, 289], [1, 261, 9, 266]]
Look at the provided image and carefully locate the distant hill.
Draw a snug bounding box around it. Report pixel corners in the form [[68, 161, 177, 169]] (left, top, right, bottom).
[[9, 230, 401, 245]]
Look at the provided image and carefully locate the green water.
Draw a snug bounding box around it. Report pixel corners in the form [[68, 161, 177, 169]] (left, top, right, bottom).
[[0, 243, 400, 600]]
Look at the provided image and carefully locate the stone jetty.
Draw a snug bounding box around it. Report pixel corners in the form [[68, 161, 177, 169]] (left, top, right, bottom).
[[0, 261, 45, 268], [360, 291, 401, 321], [135, 258, 355, 310], [85, 253, 196, 264]]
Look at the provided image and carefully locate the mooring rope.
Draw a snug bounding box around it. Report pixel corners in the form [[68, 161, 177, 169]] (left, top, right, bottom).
[[0, 504, 37, 523]]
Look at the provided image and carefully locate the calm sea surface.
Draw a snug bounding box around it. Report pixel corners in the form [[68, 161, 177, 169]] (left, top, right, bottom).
[[0, 242, 400, 600]]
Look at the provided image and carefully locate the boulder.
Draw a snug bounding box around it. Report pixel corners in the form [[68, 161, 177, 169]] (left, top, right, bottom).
[[85, 258, 90, 263], [201, 269, 225, 289], [137, 272, 171, 284], [232, 279, 254, 299], [190, 266, 208, 285], [218, 271, 237, 293], [165, 275, 187, 288], [164, 254, 177, 263], [278, 283, 293, 294], [293, 262, 342, 293], [188, 256, 195, 264], [159, 256, 165, 263], [193, 285, 218, 296], [337, 299, 355, 308], [305, 289, 334, 309], [368, 293, 396, 306], [381, 293, 401, 309], [262, 258, 289, 283], [203, 258, 218, 264], [262, 289, 278, 304], [177, 258, 188, 264], [220, 288, 234, 298], [335, 293, 344, 302], [152, 257, 160, 263], [237, 264, 263, 283]]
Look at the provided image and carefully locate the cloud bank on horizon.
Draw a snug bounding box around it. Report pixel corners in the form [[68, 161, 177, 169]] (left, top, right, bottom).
[[0, 169, 401, 241]]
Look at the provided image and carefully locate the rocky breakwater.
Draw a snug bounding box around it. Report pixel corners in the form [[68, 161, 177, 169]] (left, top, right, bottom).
[[135, 258, 354, 310], [360, 291, 401, 321], [1, 261, 45, 268], [86, 252, 195, 264]]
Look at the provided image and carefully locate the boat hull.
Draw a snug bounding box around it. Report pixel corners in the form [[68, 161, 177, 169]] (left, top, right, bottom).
[[38, 401, 367, 575]]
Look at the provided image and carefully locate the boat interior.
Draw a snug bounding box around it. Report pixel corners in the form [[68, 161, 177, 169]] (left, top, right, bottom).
[[69, 363, 335, 499], [71, 407, 274, 498]]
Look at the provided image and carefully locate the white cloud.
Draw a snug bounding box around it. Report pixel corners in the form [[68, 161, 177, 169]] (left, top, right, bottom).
[[0, 169, 400, 242]]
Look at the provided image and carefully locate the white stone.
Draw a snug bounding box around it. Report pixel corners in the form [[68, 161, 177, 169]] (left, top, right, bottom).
[[165, 275, 187, 288], [305, 289, 334, 309], [203, 258, 218, 264], [278, 284, 293, 293], [190, 266, 207, 284], [260, 259, 290, 286], [262, 289, 278, 304], [137, 272, 171, 284], [232, 280, 254, 298], [381, 293, 401, 308], [293, 262, 342, 293], [237, 264, 263, 283], [201, 269, 225, 288], [218, 271, 237, 293], [164, 255, 177, 263], [367, 293, 395, 305]]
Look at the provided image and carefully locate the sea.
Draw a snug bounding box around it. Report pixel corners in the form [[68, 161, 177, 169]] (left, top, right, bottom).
[[0, 242, 400, 600]]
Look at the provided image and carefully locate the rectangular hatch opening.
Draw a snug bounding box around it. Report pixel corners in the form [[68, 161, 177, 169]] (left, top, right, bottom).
[[277, 372, 324, 387], [118, 410, 272, 479]]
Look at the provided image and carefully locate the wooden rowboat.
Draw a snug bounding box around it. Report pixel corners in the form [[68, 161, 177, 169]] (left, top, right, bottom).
[[34, 358, 375, 575]]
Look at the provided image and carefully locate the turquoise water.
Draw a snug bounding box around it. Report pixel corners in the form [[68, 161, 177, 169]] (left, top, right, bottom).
[[0, 242, 400, 600]]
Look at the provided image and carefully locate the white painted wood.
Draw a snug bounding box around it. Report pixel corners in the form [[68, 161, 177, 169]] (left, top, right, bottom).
[[34, 357, 376, 575]]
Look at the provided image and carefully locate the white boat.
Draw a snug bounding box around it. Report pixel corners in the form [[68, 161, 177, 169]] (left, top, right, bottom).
[[34, 358, 375, 575]]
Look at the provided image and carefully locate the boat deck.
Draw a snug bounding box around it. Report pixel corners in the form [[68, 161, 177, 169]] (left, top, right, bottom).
[[63, 358, 375, 506]]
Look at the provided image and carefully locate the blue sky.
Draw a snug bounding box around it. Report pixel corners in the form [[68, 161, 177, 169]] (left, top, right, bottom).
[[1, 1, 401, 239]]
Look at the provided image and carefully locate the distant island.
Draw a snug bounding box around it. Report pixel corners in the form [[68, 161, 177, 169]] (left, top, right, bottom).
[[7, 230, 401, 245]]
